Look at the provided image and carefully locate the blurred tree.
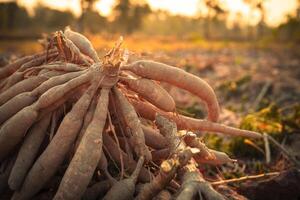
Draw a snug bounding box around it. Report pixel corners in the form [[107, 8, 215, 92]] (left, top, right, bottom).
[[243, 0, 300, 42], [141, 10, 202, 37], [0, 1, 31, 32], [34, 4, 75, 31], [203, 0, 227, 40], [78, 0, 106, 33], [112, 0, 151, 34], [79, 0, 97, 32], [81, 10, 106, 33], [297, 0, 300, 19], [276, 15, 300, 42], [244, 0, 267, 39]]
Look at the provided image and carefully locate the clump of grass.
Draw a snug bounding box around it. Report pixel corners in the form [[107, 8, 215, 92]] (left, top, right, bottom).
[[217, 75, 252, 98]]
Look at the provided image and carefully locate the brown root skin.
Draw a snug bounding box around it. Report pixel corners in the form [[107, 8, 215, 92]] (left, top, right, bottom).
[[0, 81, 88, 163], [54, 88, 110, 200], [138, 115, 189, 200], [0, 75, 48, 106], [155, 115, 183, 154], [49, 107, 65, 141], [12, 83, 99, 200], [0, 70, 84, 125], [38, 84, 86, 120], [154, 190, 172, 200], [179, 130, 223, 200], [98, 152, 115, 182], [0, 49, 56, 81], [141, 125, 168, 150], [0, 105, 39, 161], [31, 70, 86, 97], [64, 27, 100, 63], [103, 133, 151, 183], [103, 156, 145, 200], [74, 95, 97, 151], [136, 166, 177, 200], [38, 70, 65, 78], [0, 55, 34, 80], [63, 37, 92, 65], [35, 70, 92, 110], [18, 51, 58, 72], [113, 87, 152, 162], [152, 148, 170, 163], [176, 171, 225, 200], [152, 144, 235, 166], [122, 60, 220, 122], [120, 76, 175, 112], [8, 113, 52, 190], [0, 92, 37, 125], [131, 99, 262, 139], [136, 149, 194, 200], [41, 62, 84, 72], [175, 143, 224, 200], [183, 133, 213, 160], [0, 71, 26, 92], [82, 180, 112, 200], [184, 133, 236, 164], [194, 149, 236, 165], [0, 155, 17, 195]]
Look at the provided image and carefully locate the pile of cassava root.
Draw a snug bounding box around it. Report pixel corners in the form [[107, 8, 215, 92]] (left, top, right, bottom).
[[0, 28, 262, 200]]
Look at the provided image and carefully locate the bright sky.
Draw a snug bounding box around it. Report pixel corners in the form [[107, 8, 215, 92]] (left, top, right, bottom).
[[13, 0, 299, 27]]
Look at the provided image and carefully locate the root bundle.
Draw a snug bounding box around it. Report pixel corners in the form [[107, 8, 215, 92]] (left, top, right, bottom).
[[0, 28, 262, 200]]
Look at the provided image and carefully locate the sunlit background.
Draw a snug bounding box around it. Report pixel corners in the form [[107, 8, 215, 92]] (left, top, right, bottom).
[[0, 0, 300, 49], [14, 0, 298, 26]]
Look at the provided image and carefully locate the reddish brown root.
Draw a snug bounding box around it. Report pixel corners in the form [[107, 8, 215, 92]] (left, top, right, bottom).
[[12, 83, 99, 200], [122, 60, 220, 122], [8, 113, 52, 190], [113, 87, 152, 162], [103, 156, 145, 200], [0, 104, 39, 161], [0, 71, 26, 92], [54, 88, 110, 200], [18, 51, 58, 72], [176, 170, 225, 200], [0, 50, 52, 80], [131, 99, 262, 138], [0, 155, 17, 196], [0, 92, 38, 126], [41, 62, 84, 72], [98, 152, 115, 182], [155, 114, 183, 154], [0, 71, 85, 125], [82, 180, 112, 200], [103, 133, 151, 183], [32, 70, 85, 97], [64, 27, 100, 63], [74, 95, 97, 151], [151, 148, 170, 163], [154, 190, 172, 200], [0, 76, 48, 106], [120, 76, 175, 112], [35, 71, 92, 110], [183, 133, 213, 160], [141, 125, 168, 150], [136, 149, 194, 200]]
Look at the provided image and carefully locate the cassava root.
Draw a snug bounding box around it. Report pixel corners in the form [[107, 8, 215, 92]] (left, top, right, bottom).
[[0, 28, 262, 200]]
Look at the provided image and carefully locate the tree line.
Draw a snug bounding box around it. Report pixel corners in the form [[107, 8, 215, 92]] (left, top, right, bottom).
[[0, 0, 299, 42]]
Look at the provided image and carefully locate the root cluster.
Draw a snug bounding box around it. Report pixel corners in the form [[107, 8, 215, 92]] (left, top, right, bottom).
[[0, 28, 262, 200]]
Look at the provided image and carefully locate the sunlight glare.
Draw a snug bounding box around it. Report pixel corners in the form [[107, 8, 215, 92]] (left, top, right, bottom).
[[15, 0, 299, 26]]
